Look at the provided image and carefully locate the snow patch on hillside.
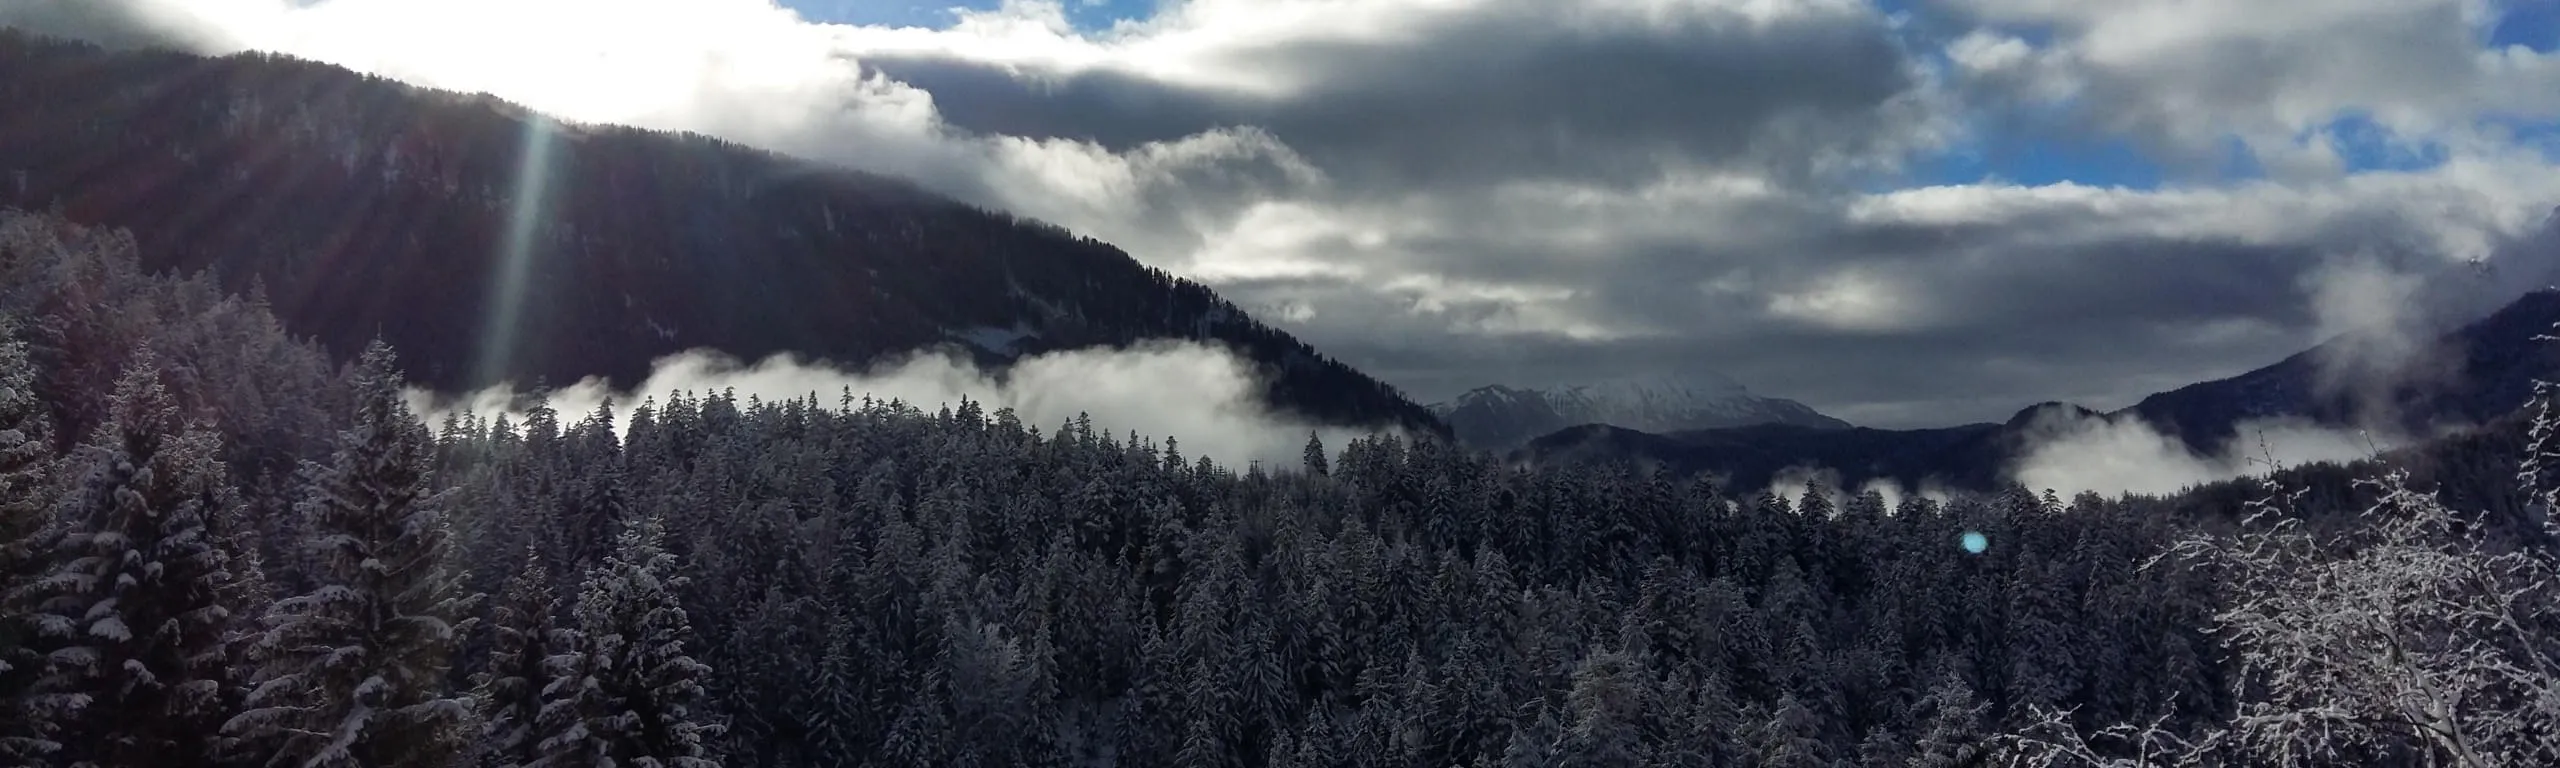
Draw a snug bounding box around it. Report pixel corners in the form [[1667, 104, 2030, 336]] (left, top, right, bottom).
[[1430, 372, 1848, 449]]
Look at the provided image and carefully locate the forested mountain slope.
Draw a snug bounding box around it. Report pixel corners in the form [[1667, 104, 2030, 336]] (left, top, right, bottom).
[[3, 209, 2556, 766], [0, 30, 1441, 434], [1517, 402, 2098, 494], [2125, 287, 2560, 453]]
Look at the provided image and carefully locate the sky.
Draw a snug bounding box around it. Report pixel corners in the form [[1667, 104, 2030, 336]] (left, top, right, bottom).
[[3, 0, 2559, 429]]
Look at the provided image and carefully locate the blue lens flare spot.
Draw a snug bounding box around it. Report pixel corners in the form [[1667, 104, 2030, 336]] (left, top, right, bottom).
[[1961, 531, 1988, 555]]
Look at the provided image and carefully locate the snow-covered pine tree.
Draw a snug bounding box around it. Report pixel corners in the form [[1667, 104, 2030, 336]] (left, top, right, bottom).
[[1754, 693, 1838, 768], [226, 340, 478, 768], [555, 399, 624, 571], [542, 516, 722, 767], [532, 622, 602, 767], [208, 499, 278, 766], [0, 316, 61, 763], [804, 613, 868, 767], [1500, 705, 1565, 768], [2520, 325, 2560, 544], [19, 346, 248, 768], [1902, 666, 1988, 768], [475, 546, 561, 768], [0, 316, 53, 571], [1563, 646, 1650, 768]]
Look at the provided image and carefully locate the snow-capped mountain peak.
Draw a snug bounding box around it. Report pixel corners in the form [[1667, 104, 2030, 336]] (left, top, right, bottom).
[[1430, 375, 1850, 450]]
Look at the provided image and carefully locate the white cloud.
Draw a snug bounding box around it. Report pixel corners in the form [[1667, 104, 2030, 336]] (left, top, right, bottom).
[[1767, 267, 1930, 333], [1762, 464, 1955, 513], [2007, 409, 2416, 499], [1941, 0, 2560, 171], [2302, 256, 2430, 388], [409, 341, 1388, 470]]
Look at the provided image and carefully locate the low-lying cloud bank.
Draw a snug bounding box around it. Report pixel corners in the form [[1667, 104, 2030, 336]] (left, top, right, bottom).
[[2008, 410, 2427, 500], [1750, 411, 2430, 507], [406, 341, 1389, 471], [1762, 465, 1959, 516]]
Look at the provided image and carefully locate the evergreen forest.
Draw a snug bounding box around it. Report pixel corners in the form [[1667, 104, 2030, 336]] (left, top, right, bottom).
[[1, 208, 2556, 767]]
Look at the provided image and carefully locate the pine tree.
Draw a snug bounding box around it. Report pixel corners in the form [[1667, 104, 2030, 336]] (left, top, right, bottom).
[[805, 614, 867, 767], [19, 347, 247, 768], [533, 620, 605, 768], [475, 547, 561, 768], [1905, 668, 1988, 768], [1563, 647, 1648, 768], [542, 517, 722, 767], [226, 340, 479, 768], [0, 316, 60, 763], [557, 399, 624, 571], [1753, 693, 1836, 768], [1500, 705, 1565, 768], [208, 500, 278, 766]]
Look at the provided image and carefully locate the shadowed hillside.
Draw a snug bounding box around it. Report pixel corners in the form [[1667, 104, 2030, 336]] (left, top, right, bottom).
[[0, 30, 1443, 435]]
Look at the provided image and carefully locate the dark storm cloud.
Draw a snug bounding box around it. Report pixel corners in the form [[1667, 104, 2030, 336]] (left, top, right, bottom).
[[1226, 190, 2559, 427], [862, 0, 1919, 191]]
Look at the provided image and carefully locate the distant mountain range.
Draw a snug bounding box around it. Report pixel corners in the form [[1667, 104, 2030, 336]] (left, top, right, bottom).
[[1429, 375, 1850, 451], [1516, 288, 2560, 494], [0, 31, 1443, 434]]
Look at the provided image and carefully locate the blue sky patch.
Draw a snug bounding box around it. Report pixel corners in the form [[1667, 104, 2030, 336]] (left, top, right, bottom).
[[1907, 129, 2168, 190], [786, 0, 1154, 30], [2488, 0, 2558, 51], [2491, 117, 2560, 163], [2309, 111, 2451, 173]]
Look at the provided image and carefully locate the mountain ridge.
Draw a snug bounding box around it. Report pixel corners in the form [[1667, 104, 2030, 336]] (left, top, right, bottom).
[[0, 30, 1445, 434], [1429, 374, 1850, 450], [2125, 288, 2560, 454]]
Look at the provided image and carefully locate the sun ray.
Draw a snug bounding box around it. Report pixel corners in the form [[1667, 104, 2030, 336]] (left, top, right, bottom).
[[476, 113, 559, 388]]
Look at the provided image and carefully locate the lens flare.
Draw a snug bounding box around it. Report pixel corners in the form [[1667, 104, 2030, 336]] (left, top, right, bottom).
[[477, 114, 560, 387], [1961, 531, 1988, 554]]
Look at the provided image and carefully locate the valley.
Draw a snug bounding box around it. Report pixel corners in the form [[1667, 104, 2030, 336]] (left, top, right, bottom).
[[1, 5, 2558, 767]]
